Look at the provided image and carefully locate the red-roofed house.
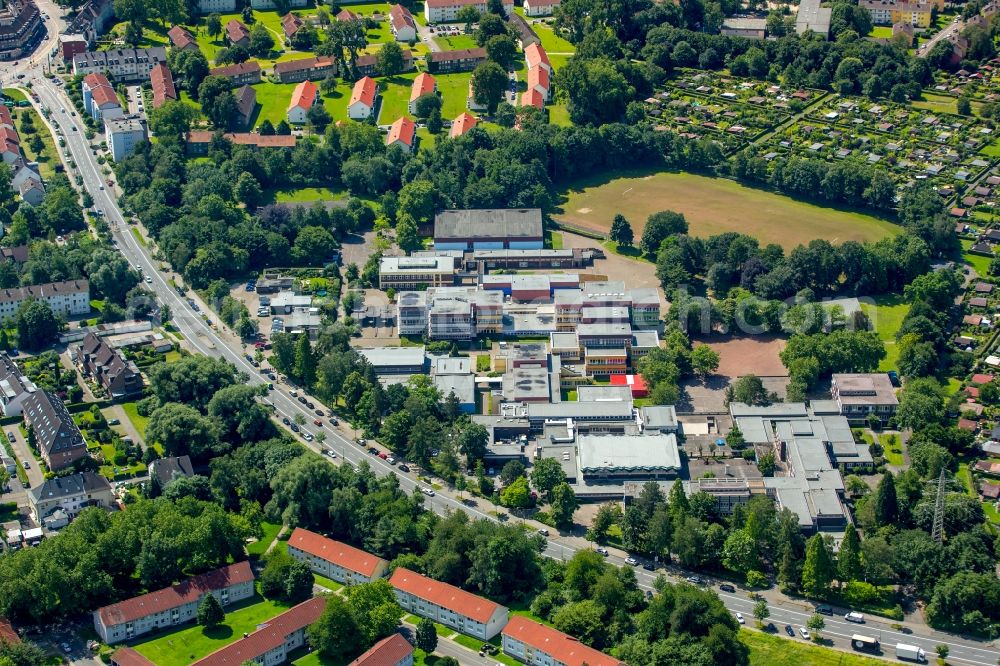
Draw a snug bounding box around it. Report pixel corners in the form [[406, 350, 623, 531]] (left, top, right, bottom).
[[288, 79, 318, 124], [93, 562, 255, 643], [337, 8, 359, 21], [971, 373, 994, 385], [450, 111, 477, 138], [524, 0, 560, 15], [150, 63, 177, 109], [389, 568, 509, 639], [349, 76, 378, 120], [520, 88, 544, 110], [386, 117, 416, 152], [525, 42, 551, 74], [0, 139, 19, 164], [0, 618, 19, 645], [0, 127, 18, 147], [110, 647, 155, 666], [0, 105, 14, 131], [281, 11, 304, 39], [527, 65, 550, 101], [389, 4, 417, 41], [350, 633, 414, 666], [167, 25, 197, 51], [287, 527, 389, 585], [191, 597, 326, 666], [225, 19, 250, 47], [409, 72, 437, 113], [81, 73, 123, 121], [502, 616, 626, 666]]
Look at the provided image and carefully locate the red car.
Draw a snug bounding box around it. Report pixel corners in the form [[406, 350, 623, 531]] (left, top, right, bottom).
[[313, 419, 322, 426], [378, 452, 388, 460]]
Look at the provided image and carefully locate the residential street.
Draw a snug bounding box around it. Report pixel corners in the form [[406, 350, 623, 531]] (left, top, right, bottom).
[[5, 425, 42, 489]]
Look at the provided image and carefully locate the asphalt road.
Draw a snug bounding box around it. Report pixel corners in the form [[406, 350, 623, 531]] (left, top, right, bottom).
[[918, 16, 964, 58], [5, 49, 998, 666]]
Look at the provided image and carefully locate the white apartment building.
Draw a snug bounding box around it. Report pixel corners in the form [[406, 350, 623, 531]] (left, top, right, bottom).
[[28, 471, 113, 529], [72, 47, 167, 82], [93, 562, 255, 643], [287, 527, 389, 585], [424, 0, 512, 22], [0, 280, 89, 323], [389, 567, 509, 640], [195, 0, 236, 12], [105, 116, 147, 162]]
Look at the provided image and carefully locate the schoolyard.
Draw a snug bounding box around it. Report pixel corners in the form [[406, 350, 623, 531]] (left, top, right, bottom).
[[555, 171, 901, 250]]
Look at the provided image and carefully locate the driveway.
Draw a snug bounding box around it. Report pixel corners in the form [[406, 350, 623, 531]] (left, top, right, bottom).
[[5, 425, 43, 488], [103, 404, 146, 450], [414, 22, 441, 52]]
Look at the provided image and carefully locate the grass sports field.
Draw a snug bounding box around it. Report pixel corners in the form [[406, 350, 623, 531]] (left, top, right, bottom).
[[555, 171, 901, 250]]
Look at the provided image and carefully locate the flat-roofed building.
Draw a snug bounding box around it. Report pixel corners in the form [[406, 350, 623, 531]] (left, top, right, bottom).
[[287, 528, 389, 585], [721, 16, 767, 37], [434, 208, 543, 250], [577, 433, 681, 480], [502, 616, 625, 666], [105, 116, 147, 162], [359, 346, 427, 375], [93, 562, 255, 643], [389, 567, 509, 640], [192, 597, 325, 666], [830, 373, 898, 424], [795, 0, 831, 37], [379, 255, 456, 289]]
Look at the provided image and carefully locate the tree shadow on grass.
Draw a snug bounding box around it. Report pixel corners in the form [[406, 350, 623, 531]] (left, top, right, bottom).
[[201, 624, 234, 640]]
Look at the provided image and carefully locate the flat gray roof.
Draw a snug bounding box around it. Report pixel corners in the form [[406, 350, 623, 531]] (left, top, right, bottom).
[[796, 0, 831, 35], [434, 208, 542, 241], [577, 385, 633, 402], [433, 373, 475, 405], [359, 346, 427, 369], [526, 400, 633, 421], [381, 255, 455, 273], [434, 356, 471, 375], [578, 433, 681, 474], [640, 405, 678, 431]]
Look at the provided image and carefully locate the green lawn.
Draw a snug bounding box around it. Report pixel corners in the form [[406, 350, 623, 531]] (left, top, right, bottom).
[[548, 103, 572, 127], [741, 629, 887, 666], [133, 596, 293, 666], [868, 26, 894, 39], [378, 70, 474, 123], [880, 432, 904, 467], [313, 574, 344, 591], [251, 79, 353, 128], [859, 294, 909, 372], [514, 9, 576, 54], [961, 238, 993, 277], [265, 186, 348, 204], [16, 107, 60, 180], [434, 33, 479, 51], [2, 88, 26, 101], [911, 91, 959, 115], [293, 648, 450, 666], [121, 401, 149, 438], [246, 521, 282, 557]]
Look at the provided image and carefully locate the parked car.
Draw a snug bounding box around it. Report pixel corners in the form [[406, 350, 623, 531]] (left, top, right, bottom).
[[398, 464, 410, 473], [719, 584, 736, 593], [798, 626, 810, 640], [6, 431, 14, 442], [313, 419, 322, 426], [282, 417, 291, 425], [329, 417, 339, 426], [816, 605, 833, 616], [735, 613, 745, 625], [596, 547, 609, 556], [845, 611, 865, 623], [421, 487, 435, 496], [642, 562, 655, 571], [315, 409, 324, 417], [21, 460, 29, 469], [108, 419, 120, 426], [386, 456, 396, 465], [686, 576, 704, 584], [625, 557, 638, 566], [784, 625, 795, 637], [537, 528, 549, 536]]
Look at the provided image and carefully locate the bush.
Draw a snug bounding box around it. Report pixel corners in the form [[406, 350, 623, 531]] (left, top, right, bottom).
[[745, 570, 768, 588]]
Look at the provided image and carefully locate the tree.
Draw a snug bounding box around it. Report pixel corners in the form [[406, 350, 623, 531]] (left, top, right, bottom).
[[345, 580, 404, 646], [957, 96, 972, 116], [550, 483, 578, 530], [197, 593, 225, 628], [309, 596, 361, 660], [198, 75, 237, 129], [14, 299, 59, 351], [873, 471, 898, 527], [500, 460, 526, 486], [587, 503, 621, 542], [753, 599, 770, 626], [376, 41, 405, 76], [485, 34, 518, 69], [500, 476, 532, 510], [307, 104, 332, 130], [641, 210, 688, 256], [801, 534, 834, 598], [935, 644, 949, 661], [413, 93, 442, 119], [457, 4, 480, 30], [395, 216, 421, 254], [248, 23, 275, 57], [415, 617, 437, 653], [147, 403, 222, 460], [609, 214, 634, 247], [837, 524, 862, 583], [530, 457, 565, 499], [427, 108, 442, 134], [691, 345, 720, 379], [807, 613, 825, 639], [471, 61, 507, 113], [207, 12, 222, 37], [725, 375, 770, 406]]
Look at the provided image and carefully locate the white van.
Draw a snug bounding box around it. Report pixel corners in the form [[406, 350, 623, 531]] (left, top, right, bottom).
[[845, 611, 865, 623]]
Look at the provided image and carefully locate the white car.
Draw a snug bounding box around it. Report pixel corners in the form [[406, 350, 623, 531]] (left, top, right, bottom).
[[625, 557, 638, 566], [596, 547, 609, 556], [798, 626, 810, 640], [735, 612, 744, 624], [421, 487, 435, 496]]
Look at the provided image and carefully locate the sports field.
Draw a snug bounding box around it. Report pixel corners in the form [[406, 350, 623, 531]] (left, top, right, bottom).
[[555, 171, 901, 250]]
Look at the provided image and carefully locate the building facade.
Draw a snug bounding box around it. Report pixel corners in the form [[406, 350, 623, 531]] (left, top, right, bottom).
[[502, 616, 625, 666], [75, 332, 143, 397], [22, 390, 87, 471], [274, 56, 336, 83], [28, 472, 114, 529], [426, 47, 486, 73], [389, 3, 417, 41], [0, 280, 89, 322], [288, 528, 389, 584], [389, 568, 509, 640], [0, 351, 35, 416], [424, 0, 512, 22], [105, 116, 147, 162], [81, 73, 122, 122], [209, 61, 262, 86], [830, 373, 898, 424], [0, 0, 44, 61], [73, 47, 168, 82]]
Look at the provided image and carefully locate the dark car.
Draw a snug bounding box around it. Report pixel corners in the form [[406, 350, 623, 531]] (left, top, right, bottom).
[[765, 622, 776, 632], [887, 370, 900, 387], [297, 396, 307, 404], [719, 584, 736, 593], [398, 464, 410, 472], [282, 417, 291, 425], [642, 562, 655, 571], [315, 409, 324, 417], [784, 624, 795, 637], [816, 604, 833, 616], [368, 447, 379, 455], [329, 418, 339, 426], [290, 423, 299, 432], [306, 401, 315, 409]]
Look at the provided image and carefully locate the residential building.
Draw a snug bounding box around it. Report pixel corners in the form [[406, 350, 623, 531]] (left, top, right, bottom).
[[434, 208, 543, 250], [58, 34, 88, 63], [389, 568, 509, 640], [390, 3, 417, 41], [424, 0, 513, 23], [64, 0, 114, 46], [409, 72, 436, 114], [93, 562, 255, 643], [281, 11, 304, 39], [167, 25, 197, 51], [526, 66, 549, 102], [185, 131, 296, 155], [22, 390, 87, 472], [348, 76, 378, 120], [287, 528, 390, 584], [860, 0, 932, 26], [225, 18, 250, 47], [110, 648, 155, 666], [349, 634, 414, 666], [0, 104, 14, 131], [386, 116, 416, 152], [355, 50, 414, 76], [336, 8, 359, 21], [524, 42, 551, 74], [0, 245, 28, 264], [250, 0, 306, 9], [379, 255, 456, 289], [0, 0, 44, 61], [892, 21, 915, 42], [191, 598, 326, 666], [520, 88, 543, 110], [450, 111, 477, 138], [830, 373, 898, 424], [105, 116, 147, 162], [195, 0, 236, 12], [148, 455, 194, 488], [0, 351, 36, 416], [28, 472, 114, 529], [274, 55, 336, 83], [426, 47, 486, 73], [9, 160, 40, 192], [502, 616, 625, 666], [75, 332, 142, 397], [209, 61, 262, 86], [287, 79, 318, 124], [234, 85, 257, 128], [721, 16, 767, 37], [149, 63, 177, 108], [358, 346, 428, 375], [523, 0, 559, 16], [0, 279, 90, 323], [795, 0, 831, 37], [18, 177, 43, 206], [81, 73, 123, 122], [72, 47, 168, 81]]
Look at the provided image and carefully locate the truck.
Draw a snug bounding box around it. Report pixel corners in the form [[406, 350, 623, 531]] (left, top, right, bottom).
[[851, 634, 880, 654], [895, 644, 926, 663]]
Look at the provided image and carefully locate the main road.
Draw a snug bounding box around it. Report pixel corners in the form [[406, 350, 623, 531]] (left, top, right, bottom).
[[8, 57, 999, 665]]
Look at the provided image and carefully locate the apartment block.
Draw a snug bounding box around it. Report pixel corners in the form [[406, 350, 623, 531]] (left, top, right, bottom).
[[73, 47, 167, 82], [389, 568, 509, 640], [287, 528, 389, 585], [0, 279, 89, 323], [192, 597, 325, 666], [502, 616, 625, 666]]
